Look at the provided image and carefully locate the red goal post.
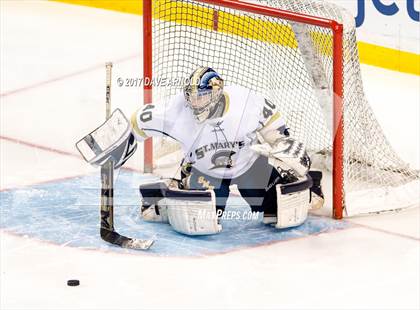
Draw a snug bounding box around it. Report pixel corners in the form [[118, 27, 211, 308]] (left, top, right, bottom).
[[142, 0, 345, 219]]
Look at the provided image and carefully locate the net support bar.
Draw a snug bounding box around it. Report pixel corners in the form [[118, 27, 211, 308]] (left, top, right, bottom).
[[332, 24, 344, 219], [143, 0, 153, 173]]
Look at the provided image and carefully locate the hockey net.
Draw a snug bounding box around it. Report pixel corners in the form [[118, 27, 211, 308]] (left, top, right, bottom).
[[142, 0, 419, 217]]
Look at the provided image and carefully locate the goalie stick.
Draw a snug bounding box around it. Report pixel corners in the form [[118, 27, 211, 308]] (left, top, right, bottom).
[[99, 62, 154, 250]]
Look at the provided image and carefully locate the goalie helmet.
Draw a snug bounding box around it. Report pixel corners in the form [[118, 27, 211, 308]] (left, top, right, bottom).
[[183, 67, 224, 123]]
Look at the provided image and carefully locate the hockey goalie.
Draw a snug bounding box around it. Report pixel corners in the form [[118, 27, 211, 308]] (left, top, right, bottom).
[[77, 67, 324, 236]]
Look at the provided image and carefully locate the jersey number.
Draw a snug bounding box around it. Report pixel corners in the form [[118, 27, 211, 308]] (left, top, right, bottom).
[[263, 99, 275, 119], [140, 104, 155, 122]]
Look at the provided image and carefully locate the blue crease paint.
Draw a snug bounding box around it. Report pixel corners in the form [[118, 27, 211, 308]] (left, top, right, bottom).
[[0, 170, 350, 256]]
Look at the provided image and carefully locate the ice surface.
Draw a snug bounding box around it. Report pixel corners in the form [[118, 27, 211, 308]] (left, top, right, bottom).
[[0, 170, 350, 256], [0, 1, 419, 309]]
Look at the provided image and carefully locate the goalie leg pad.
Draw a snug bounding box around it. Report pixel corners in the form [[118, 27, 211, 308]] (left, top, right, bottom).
[[162, 187, 222, 236], [308, 170, 325, 210], [275, 176, 313, 229], [139, 180, 170, 223]]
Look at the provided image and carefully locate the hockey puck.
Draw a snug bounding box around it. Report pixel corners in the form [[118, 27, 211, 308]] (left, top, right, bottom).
[[67, 279, 80, 286]]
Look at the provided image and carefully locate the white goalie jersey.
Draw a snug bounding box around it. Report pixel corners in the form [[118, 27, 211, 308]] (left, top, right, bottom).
[[131, 85, 287, 179]]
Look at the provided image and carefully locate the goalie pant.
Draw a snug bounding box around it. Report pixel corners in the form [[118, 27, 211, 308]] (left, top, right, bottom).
[[182, 155, 322, 216]]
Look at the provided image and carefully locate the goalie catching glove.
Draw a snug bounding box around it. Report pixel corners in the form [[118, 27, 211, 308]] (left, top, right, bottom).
[[251, 136, 311, 177], [76, 109, 137, 168]]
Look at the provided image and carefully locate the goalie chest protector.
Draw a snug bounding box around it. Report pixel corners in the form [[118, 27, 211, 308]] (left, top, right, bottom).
[[136, 85, 285, 179]]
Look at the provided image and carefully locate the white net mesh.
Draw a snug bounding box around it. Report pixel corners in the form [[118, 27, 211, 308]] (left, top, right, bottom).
[[147, 0, 419, 216]]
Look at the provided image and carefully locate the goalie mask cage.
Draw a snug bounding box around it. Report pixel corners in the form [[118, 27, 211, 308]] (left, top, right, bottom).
[[142, 0, 419, 218]]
